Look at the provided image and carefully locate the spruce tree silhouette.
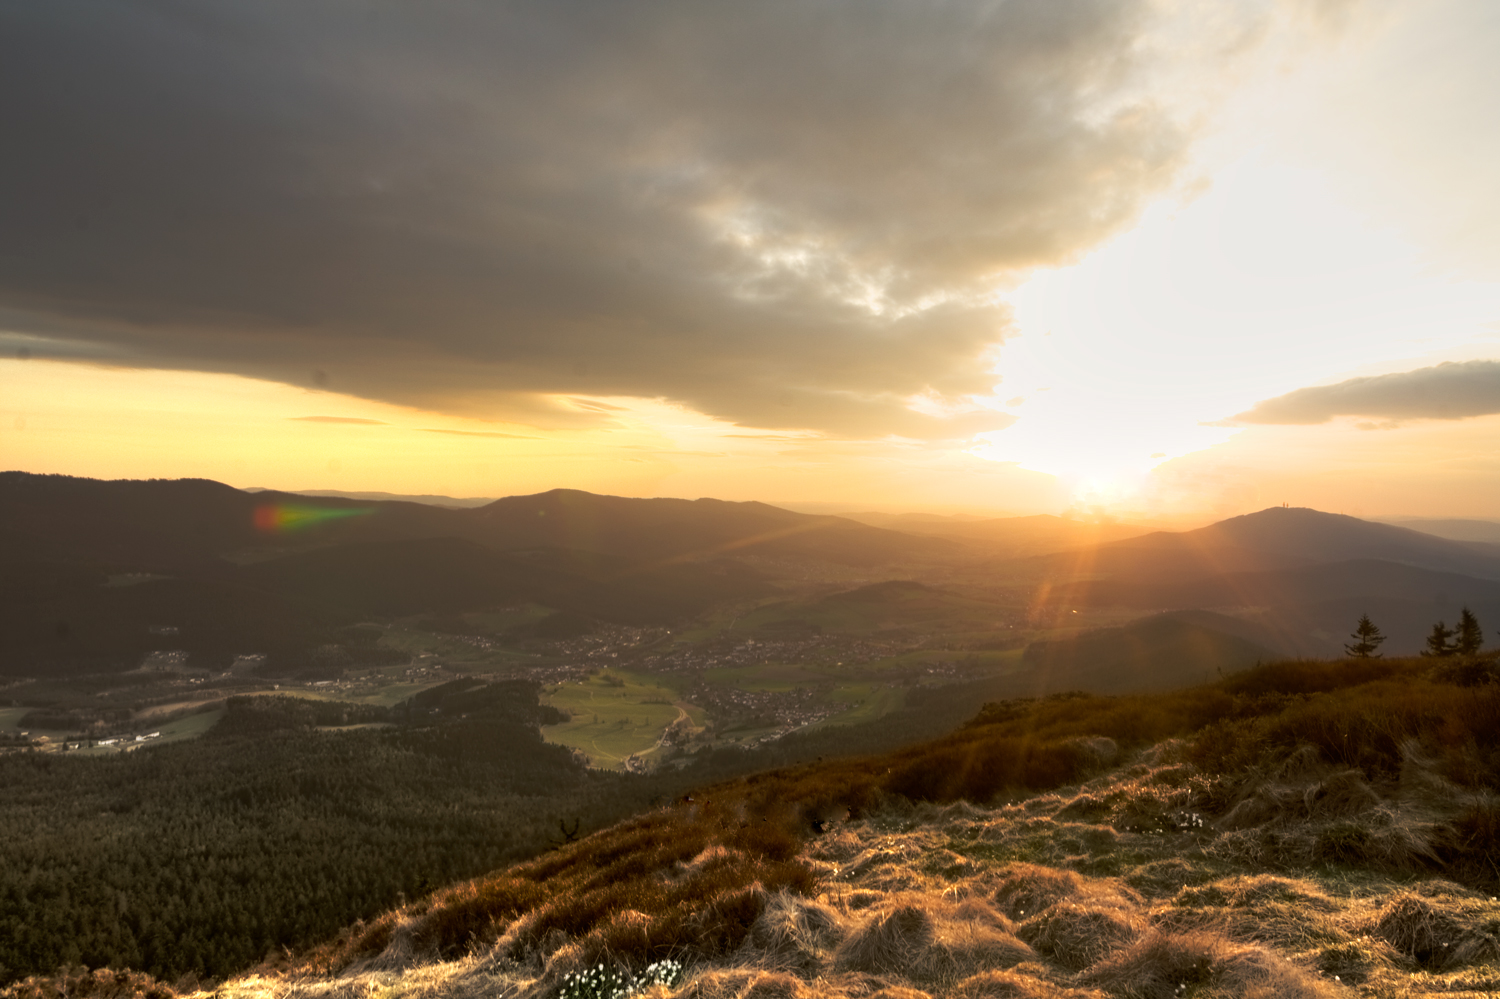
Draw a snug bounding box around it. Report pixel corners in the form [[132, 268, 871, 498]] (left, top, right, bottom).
[[1421, 620, 1458, 658], [1455, 607, 1484, 657], [1344, 614, 1386, 658]]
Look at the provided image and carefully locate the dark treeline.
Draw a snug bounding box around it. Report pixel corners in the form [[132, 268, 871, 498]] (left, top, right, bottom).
[[0, 691, 659, 984], [0, 671, 1015, 987]]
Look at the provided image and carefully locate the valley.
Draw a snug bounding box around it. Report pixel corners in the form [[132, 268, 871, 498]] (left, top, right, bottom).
[[7, 475, 1500, 772], [5, 474, 1500, 996]]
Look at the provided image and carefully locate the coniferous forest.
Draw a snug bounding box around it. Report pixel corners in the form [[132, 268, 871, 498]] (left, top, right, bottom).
[[0, 674, 999, 986], [0, 686, 665, 984]]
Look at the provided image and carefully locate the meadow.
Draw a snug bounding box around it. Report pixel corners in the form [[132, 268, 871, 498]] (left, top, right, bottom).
[[540, 671, 701, 768]]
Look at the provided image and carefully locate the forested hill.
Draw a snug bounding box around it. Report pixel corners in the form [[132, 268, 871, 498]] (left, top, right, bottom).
[[0, 473, 953, 569], [0, 684, 653, 982]]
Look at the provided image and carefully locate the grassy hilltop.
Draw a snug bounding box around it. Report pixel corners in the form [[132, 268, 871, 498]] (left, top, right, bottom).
[[10, 654, 1500, 999]]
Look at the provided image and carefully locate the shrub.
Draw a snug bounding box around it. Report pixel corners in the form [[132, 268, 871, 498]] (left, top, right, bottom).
[[0, 968, 174, 999]]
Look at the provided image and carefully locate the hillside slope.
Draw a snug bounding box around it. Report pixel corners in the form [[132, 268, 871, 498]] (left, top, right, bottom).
[[20, 655, 1491, 999], [1018, 611, 1282, 693]]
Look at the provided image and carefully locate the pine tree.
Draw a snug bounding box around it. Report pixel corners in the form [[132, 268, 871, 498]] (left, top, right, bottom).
[[1344, 614, 1386, 658], [1455, 606, 1484, 656], [1421, 620, 1457, 658]]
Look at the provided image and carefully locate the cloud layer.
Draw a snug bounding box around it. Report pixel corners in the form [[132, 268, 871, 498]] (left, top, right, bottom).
[[1232, 360, 1500, 424], [2, 1, 1275, 436]]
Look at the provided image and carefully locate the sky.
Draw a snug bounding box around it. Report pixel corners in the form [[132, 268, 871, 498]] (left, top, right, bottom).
[[3, 0, 1499, 521]]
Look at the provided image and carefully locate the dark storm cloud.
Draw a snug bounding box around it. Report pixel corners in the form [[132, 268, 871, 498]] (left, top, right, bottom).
[[1, 0, 1231, 436], [1231, 360, 1500, 425]]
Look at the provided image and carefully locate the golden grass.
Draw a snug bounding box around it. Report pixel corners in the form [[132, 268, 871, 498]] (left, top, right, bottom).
[[195, 761, 1500, 999], [831, 895, 1034, 986], [0, 968, 174, 999], [1078, 929, 1338, 999], [34, 654, 1500, 999], [1017, 902, 1147, 971]]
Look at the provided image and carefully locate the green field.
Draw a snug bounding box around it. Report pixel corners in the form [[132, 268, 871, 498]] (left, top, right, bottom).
[[820, 681, 907, 726], [63, 706, 226, 756], [272, 680, 446, 707], [0, 707, 31, 734], [540, 670, 695, 769]]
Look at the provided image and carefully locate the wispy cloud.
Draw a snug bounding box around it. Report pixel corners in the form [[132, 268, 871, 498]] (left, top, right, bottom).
[[419, 428, 539, 439], [566, 398, 627, 413], [290, 416, 388, 425], [1231, 360, 1500, 425]]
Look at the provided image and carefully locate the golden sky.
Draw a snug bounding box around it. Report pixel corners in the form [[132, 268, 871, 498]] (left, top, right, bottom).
[[3, 0, 1498, 519]]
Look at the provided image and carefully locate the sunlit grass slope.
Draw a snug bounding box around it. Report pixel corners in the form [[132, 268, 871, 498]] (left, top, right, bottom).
[[10, 655, 1500, 999]]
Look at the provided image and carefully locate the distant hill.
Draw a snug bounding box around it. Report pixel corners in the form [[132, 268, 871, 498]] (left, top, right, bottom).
[[1038, 555, 1500, 658], [1051, 558, 1500, 611], [249, 487, 500, 508], [1016, 610, 1281, 695], [738, 579, 1012, 636], [237, 537, 563, 618], [467, 489, 955, 565], [0, 563, 337, 675], [0, 473, 954, 675], [0, 472, 461, 570], [1019, 507, 1500, 656], [0, 473, 954, 568], [845, 511, 1149, 556], [1380, 516, 1500, 545], [1093, 507, 1500, 581]]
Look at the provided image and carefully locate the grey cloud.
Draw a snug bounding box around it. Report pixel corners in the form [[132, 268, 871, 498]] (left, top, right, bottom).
[[2, 1, 1259, 436], [1232, 360, 1500, 425]]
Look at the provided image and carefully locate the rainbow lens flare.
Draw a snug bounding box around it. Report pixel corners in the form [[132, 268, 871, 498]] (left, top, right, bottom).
[[253, 503, 372, 533]]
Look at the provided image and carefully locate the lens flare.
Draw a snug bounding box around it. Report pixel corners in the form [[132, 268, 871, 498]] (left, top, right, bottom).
[[252, 503, 372, 533]]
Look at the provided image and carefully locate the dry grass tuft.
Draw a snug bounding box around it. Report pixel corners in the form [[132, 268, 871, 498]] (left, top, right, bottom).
[[991, 865, 1086, 920], [1079, 930, 1335, 999], [735, 970, 810, 999], [1315, 938, 1398, 985], [740, 891, 850, 973], [991, 864, 1138, 922], [1370, 892, 1472, 969], [862, 988, 932, 999], [1449, 917, 1500, 969], [949, 898, 1017, 934], [1440, 792, 1500, 887], [1161, 875, 1349, 952], [948, 968, 1102, 999], [1122, 859, 1215, 900], [1017, 901, 1147, 971], [832, 895, 1034, 986], [1173, 874, 1336, 913], [674, 968, 808, 999], [1217, 768, 1382, 832]]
